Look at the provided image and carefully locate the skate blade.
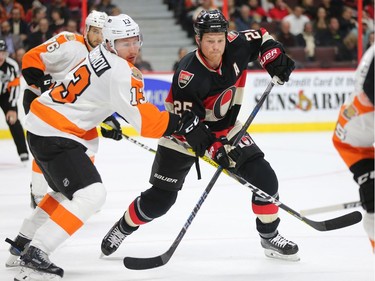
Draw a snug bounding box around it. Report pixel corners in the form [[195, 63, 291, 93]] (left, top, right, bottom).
[[264, 249, 300, 262], [14, 267, 62, 281], [5, 254, 20, 267]]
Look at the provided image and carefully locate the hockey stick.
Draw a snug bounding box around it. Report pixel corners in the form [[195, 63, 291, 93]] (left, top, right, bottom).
[[300, 201, 362, 216], [103, 129, 362, 232], [122, 78, 276, 270]]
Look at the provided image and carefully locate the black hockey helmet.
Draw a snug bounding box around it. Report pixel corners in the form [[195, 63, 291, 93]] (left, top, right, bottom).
[[194, 9, 228, 38], [0, 40, 7, 51]]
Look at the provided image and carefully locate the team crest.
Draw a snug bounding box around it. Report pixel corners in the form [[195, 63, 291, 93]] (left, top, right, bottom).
[[64, 33, 76, 41], [343, 104, 358, 120], [131, 67, 143, 81], [178, 70, 194, 88], [227, 31, 239, 42]]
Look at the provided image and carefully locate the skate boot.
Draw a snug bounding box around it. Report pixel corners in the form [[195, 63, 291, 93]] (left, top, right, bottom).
[[261, 232, 300, 261], [101, 217, 138, 256], [5, 235, 31, 267], [14, 246, 64, 281]]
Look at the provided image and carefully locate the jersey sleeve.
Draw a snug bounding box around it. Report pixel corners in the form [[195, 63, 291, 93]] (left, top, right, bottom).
[[22, 32, 86, 88], [110, 63, 176, 138]]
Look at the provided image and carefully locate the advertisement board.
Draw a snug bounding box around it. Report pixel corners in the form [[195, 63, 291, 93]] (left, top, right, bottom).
[[0, 70, 356, 138]]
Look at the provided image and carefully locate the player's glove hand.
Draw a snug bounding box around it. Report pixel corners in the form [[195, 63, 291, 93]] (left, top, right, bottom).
[[101, 115, 122, 141], [207, 136, 232, 169], [37, 74, 54, 93], [260, 47, 295, 85], [175, 111, 214, 157]]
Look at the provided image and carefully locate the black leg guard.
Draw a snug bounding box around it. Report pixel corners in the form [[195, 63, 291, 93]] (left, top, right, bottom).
[[256, 217, 280, 239]]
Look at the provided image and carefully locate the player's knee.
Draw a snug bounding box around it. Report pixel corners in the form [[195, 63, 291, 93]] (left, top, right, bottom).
[[73, 182, 107, 217], [239, 157, 278, 195], [140, 186, 178, 219]]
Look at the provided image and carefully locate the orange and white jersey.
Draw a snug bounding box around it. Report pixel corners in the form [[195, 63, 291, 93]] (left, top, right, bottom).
[[22, 32, 88, 95], [332, 45, 374, 168], [24, 44, 171, 153]]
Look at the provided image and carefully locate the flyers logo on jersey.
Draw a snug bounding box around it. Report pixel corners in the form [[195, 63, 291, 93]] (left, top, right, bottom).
[[178, 70, 194, 88], [89, 47, 110, 77], [64, 33, 76, 41], [131, 67, 143, 81]]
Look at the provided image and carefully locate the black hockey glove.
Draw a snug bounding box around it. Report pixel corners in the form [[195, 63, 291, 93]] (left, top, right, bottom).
[[207, 136, 231, 169], [260, 47, 295, 84], [36, 74, 54, 93], [175, 111, 214, 157], [101, 115, 122, 141]]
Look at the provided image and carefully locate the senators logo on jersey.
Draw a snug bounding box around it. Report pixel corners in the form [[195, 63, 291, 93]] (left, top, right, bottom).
[[178, 70, 194, 89]]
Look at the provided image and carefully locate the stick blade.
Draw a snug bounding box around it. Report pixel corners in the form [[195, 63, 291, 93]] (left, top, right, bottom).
[[124, 253, 170, 270], [303, 211, 362, 231]]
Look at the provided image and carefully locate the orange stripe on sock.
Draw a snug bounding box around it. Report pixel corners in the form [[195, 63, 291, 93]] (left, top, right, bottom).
[[50, 204, 83, 236], [32, 159, 42, 173], [39, 194, 59, 215]]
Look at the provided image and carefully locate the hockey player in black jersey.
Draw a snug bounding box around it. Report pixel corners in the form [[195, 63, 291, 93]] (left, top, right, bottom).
[[102, 9, 299, 261]]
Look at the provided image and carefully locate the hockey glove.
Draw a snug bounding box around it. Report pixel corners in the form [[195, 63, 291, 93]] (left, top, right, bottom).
[[37, 74, 54, 93], [175, 111, 214, 157], [101, 115, 122, 141], [207, 136, 231, 169], [260, 47, 295, 85]]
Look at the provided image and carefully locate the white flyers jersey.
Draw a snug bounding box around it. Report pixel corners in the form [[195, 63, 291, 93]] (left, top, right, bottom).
[[22, 32, 88, 96], [24, 44, 171, 152]]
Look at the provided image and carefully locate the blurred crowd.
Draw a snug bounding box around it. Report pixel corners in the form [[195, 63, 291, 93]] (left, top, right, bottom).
[[0, 0, 121, 66], [166, 0, 374, 68]]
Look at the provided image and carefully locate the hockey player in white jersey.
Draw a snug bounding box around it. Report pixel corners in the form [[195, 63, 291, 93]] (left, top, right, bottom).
[[332, 45, 374, 252], [4, 10, 112, 269], [11, 14, 213, 281]]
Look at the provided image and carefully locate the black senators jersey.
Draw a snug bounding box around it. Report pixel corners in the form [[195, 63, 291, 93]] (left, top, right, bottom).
[[165, 29, 281, 137]]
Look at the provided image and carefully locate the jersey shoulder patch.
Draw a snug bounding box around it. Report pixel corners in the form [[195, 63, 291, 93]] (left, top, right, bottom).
[[63, 32, 77, 41], [227, 31, 239, 42], [178, 70, 194, 89]]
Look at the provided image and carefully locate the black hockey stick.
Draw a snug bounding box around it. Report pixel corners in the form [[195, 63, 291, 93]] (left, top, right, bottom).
[[107, 129, 362, 232], [300, 201, 362, 216], [123, 79, 276, 270]]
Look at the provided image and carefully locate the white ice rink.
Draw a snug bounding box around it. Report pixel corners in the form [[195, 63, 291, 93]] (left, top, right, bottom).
[[1, 132, 374, 280]]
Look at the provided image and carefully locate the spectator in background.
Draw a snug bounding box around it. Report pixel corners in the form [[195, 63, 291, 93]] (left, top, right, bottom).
[[49, 7, 65, 35], [27, 17, 52, 50], [275, 20, 304, 48], [299, 0, 316, 20], [172, 47, 188, 71], [234, 4, 253, 31], [65, 0, 81, 21], [1, 0, 25, 20], [282, 5, 310, 36], [46, 0, 71, 22], [27, 6, 47, 35], [25, 0, 44, 23], [1, 20, 23, 59], [15, 46, 25, 69], [338, 6, 356, 38], [94, 0, 118, 16], [301, 21, 315, 61], [9, 7, 29, 45], [268, 0, 291, 22], [248, 0, 268, 22], [64, 18, 79, 33], [134, 51, 153, 72], [315, 16, 344, 48], [313, 6, 328, 32], [336, 32, 357, 62], [319, 0, 343, 18]]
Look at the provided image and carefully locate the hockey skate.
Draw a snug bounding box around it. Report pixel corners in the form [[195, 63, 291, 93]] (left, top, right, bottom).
[[5, 235, 31, 267], [101, 217, 137, 256], [14, 246, 64, 281], [261, 232, 300, 261]]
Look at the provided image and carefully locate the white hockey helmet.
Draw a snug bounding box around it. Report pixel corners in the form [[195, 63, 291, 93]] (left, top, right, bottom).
[[102, 14, 143, 52], [85, 10, 107, 31]]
